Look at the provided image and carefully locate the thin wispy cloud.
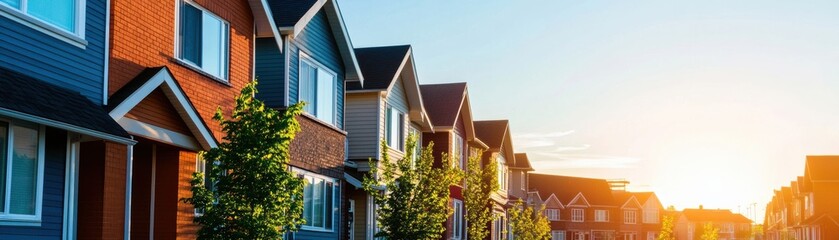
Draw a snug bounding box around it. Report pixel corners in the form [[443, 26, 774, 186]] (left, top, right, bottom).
[[513, 130, 577, 149], [514, 130, 639, 169]]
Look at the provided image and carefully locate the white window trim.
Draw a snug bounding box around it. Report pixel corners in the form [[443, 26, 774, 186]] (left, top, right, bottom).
[[298, 51, 338, 126], [624, 210, 637, 224], [385, 105, 404, 152], [545, 208, 560, 221], [552, 230, 566, 240], [451, 133, 464, 169], [0, 121, 45, 226], [572, 209, 584, 222], [595, 209, 609, 222], [452, 199, 464, 240], [0, 0, 87, 48], [173, 0, 231, 82], [292, 167, 339, 232], [63, 135, 80, 239]]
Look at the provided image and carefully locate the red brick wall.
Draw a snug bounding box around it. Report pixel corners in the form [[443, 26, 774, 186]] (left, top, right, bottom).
[[109, 0, 254, 140], [78, 141, 128, 240], [125, 89, 192, 135], [177, 150, 200, 239]]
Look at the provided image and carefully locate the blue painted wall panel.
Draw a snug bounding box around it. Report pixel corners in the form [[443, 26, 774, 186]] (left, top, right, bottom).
[[0, 0, 108, 103], [255, 37, 286, 108]]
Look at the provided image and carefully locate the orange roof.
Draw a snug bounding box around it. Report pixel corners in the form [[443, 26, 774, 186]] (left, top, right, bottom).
[[805, 156, 839, 182]]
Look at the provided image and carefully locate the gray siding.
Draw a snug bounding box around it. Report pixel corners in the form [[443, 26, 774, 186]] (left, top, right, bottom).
[[346, 93, 380, 160], [384, 78, 409, 160]]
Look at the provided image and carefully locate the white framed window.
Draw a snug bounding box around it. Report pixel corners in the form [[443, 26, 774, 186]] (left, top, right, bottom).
[[624, 210, 636, 224], [176, 0, 230, 81], [647, 232, 656, 240], [408, 126, 420, 166], [595, 209, 609, 222], [571, 209, 584, 222], [193, 155, 217, 216], [0, 121, 45, 224], [497, 155, 507, 191], [451, 134, 464, 169], [299, 53, 337, 125], [493, 212, 505, 240], [643, 208, 658, 223], [294, 168, 339, 231], [520, 172, 525, 191], [385, 106, 404, 151], [551, 230, 566, 240], [622, 233, 637, 240], [0, 0, 86, 46], [452, 199, 464, 240], [544, 208, 560, 221]]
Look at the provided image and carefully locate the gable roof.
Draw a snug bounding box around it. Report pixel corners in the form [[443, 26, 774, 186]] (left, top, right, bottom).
[[543, 194, 565, 209], [612, 192, 642, 209], [805, 156, 839, 182], [267, 0, 363, 83], [528, 173, 615, 206], [630, 192, 655, 204], [682, 209, 752, 223], [0, 66, 133, 144], [420, 83, 468, 128], [512, 153, 534, 171], [474, 120, 508, 150], [348, 45, 411, 91], [108, 67, 218, 151]]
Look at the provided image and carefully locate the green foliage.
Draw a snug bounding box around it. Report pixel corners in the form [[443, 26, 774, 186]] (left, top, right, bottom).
[[658, 214, 676, 240], [363, 134, 463, 240], [700, 223, 720, 240], [463, 150, 499, 240], [508, 200, 551, 240], [183, 81, 306, 239]]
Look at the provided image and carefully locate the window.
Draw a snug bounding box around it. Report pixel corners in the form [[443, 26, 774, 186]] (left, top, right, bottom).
[[299, 54, 337, 125], [385, 106, 404, 151], [493, 212, 505, 240], [624, 210, 637, 224], [551, 231, 566, 240], [452, 199, 464, 240], [647, 232, 657, 240], [296, 168, 339, 231], [592, 231, 614, 240], [595, 209, 609, 222], [643, 208, 659, 223], [0, 121, 44, 223], [194, 155, 217, 215], [497, 155, 507, 191], [622, 233, 637, 240], [572, 209, 584, 222], [0, 0, 83, 36], [545, 209, 560, 221], [177, 1, 229, 80], [408, 126, 420, 166], [451, 134, 464, 169], [520, 172, 526, 191]]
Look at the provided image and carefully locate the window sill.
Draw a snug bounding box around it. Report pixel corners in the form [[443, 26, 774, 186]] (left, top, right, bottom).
[[0, 5, 87, 49], [299, 112, 347, 135], [0, 218, 42, 227], [300, 226, 335, 233], [173, 58, 232, 87]]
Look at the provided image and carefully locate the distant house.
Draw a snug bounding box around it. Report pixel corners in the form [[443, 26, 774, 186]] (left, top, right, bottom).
[[254, 0, 364, 238], [474, 120, 518, 240], [612, 192, 663, 240], [529, 174, 619, 240], [765, 156, 839, 240], [675, 208, 752, 240], [343, 44, 433, 240], [420, 82, 488, 240]]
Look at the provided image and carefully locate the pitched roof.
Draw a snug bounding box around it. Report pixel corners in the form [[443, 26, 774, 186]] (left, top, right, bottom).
[[269, 0, 320, 28], [512, 153, 534, 170], [419, 83, 467, 128], [805, 156, 839, 182], [474, 120, 508, 150], [348, 45, 411, 91], [630, 192, 655, 204], [682, 209, 752, 223], [0, 66, 131, 143], [528, 173, 615, 206]]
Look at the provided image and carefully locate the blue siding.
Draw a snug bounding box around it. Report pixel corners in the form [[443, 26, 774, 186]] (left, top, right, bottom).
[[288, 10, 346, 129], [255, 37, 286, 108], [0, 128, 67, 239], [0, 0, 108, 104], [386, 77, 410, 114]]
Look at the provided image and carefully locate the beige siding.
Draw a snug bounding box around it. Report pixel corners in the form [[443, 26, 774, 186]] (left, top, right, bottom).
[[346, 93, 380, 160]]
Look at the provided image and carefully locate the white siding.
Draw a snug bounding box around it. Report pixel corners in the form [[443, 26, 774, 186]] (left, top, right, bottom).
[[346, 93, 380, 159]]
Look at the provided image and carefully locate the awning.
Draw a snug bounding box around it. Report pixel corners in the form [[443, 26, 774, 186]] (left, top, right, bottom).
[[0, 67, 134, 145]]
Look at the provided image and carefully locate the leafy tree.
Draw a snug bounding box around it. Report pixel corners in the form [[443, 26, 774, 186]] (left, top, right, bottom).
[[658, 214, 676, 240], [508, 200, 551, 240], [184, 81, 306, 239], [463, 150, 499, 240], [363, 134, 463, 240], [700, 223, 720, 240]]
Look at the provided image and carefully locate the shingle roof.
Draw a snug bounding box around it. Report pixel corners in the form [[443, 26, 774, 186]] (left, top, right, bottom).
[[268, 0, 320, 28], [528, 173, 615, 206], [682, 209, 752, 223], [0, 66, 129, 138], [805, 156, 839, 182], [348, 45, 411, 91], [512, 153, 534, 170], [419, 83, 467, 128], [474, 120, 508, 150]]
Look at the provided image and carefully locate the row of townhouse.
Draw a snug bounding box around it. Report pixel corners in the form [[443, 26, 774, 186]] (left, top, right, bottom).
[[0, 0, 552, 239], [673, 208, 752, 240], [764, 156, 839, 240], [526, 174, 665, 240]]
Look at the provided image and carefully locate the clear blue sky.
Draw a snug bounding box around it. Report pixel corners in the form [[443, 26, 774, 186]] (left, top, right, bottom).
[[341, 0, 839, 222]]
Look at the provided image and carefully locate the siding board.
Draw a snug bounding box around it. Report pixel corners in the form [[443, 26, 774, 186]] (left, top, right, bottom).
[[346, 93, 379, 160]]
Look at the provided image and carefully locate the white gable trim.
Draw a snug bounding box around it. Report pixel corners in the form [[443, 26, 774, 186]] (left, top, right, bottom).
[[545, 194, 566, 209], [118, 118, 201, 151], [109, 68, 218, 150], [621, 196, 642, 209], [251, 0, 284, 51], [383, 48, 433, 132], [567, 192, 591, 207], [278, 0, 326, 37]]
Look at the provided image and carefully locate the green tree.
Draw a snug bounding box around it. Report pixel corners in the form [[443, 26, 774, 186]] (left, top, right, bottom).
[[700, 223, 720, 240], [508, 200, 551, 240], [363, 134, 463, 240], [658, 214, 676, 240], [183, 81, 306, 239], [463, 151, 499, 240]]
